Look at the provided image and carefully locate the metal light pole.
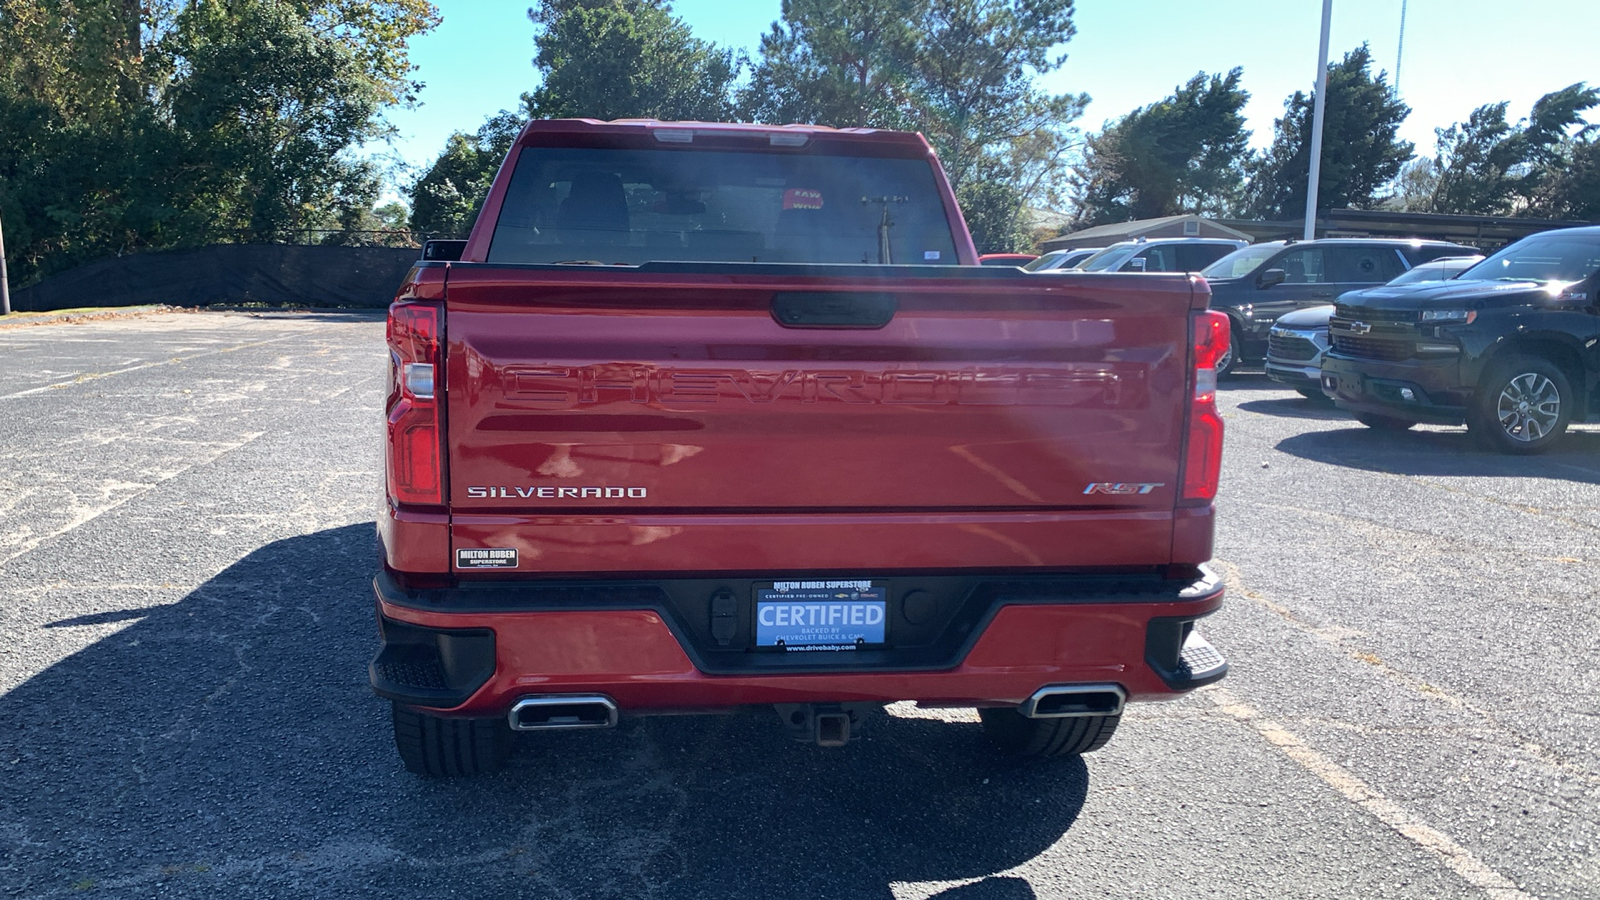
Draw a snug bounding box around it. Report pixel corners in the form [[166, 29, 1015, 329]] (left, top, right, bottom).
[[0, 207, 10, 316], [1395, 0, 1408, 94], [1304, 0, 1334, 241]]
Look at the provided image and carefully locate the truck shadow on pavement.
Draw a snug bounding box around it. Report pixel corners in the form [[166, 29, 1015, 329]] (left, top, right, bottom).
[[1233, 397, 1348, 421], [1273, 427, 1600, 484], [1220, 373, 1349, 420], [0, 524, 1085, 900]]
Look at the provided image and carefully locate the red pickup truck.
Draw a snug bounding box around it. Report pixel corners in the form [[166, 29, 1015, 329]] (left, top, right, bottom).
[[373, 119, 1229, 775]]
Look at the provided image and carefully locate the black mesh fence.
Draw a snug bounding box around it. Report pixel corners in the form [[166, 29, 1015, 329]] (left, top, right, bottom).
[[12, 237, 439, 312]]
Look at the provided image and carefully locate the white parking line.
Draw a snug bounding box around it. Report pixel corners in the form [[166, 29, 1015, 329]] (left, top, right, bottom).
[[0, 334, 299, 401], [1208, 687, 1533, 900], [0, 432, 264, 570], [1215, 560, 1599, 786]]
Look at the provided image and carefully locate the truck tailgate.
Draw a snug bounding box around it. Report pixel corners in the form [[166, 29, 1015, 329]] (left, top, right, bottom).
[[442, 265, 1199, 572]]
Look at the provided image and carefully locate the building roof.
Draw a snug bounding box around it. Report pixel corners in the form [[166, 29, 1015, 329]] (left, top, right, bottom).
[[1214, 209, 1598, 249], [1041, 215, 1253, 251]]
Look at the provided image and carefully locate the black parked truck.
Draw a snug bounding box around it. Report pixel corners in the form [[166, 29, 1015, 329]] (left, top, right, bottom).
[[1322, 226, 1600, 453], [1201, 237, 1476, 374]]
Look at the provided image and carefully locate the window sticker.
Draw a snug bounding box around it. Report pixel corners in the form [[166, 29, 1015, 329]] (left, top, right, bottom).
[[923, 250, 941, 260], [783, 188, 824, 210]]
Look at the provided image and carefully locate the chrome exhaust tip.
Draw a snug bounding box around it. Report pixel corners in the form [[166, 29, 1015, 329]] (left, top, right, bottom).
[[508, 695, 619, 731], [1019, 684, 1126, 719]]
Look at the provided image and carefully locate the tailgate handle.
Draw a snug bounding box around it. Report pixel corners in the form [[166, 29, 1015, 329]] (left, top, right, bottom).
[[771, 292, 897, 329]]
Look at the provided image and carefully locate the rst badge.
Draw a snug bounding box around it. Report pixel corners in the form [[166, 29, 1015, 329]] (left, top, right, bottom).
[[1083, 482, 1165, 495]]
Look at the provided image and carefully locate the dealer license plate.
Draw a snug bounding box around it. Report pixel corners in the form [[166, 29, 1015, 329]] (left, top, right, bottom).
[[754, 580, 887, 650]]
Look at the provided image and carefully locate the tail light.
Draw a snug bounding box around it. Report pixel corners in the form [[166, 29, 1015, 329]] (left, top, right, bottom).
[[386, 302, 443, 506], [1181, 311, 1228, 503]]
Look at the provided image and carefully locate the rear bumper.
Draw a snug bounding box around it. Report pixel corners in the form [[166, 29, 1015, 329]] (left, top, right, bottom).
[[370, 567, 1228, 717]]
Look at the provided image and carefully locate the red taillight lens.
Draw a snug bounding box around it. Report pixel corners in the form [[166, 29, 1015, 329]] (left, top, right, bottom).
[[386, 302, 443, 506], [1191, 308, 1230, 381], [1182, 311, 1228, 503]]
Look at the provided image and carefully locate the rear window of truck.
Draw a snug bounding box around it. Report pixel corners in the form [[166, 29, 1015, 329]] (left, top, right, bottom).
[[486, 147, 961, 266]]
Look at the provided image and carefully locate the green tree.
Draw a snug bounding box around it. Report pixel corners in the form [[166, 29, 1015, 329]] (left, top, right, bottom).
[[410, 0, 738, 235], [1245, 45, 1412, 220], [1531, 134, 1600, 219], [0, 0, 438, 284], [738, 0, 921, 129], [1071, 68, 1251, 226], [410, 111, 526, 236], [168, 0, 386, 239], [310, 0, 442, 107], [1425, 84, 1599, 216], [741, 0, 1086, 252], [1387, 156, 1440, 212], [910, 0, 1085, 196], [1425, 103, 1528, 215], [955, 166, 1028, 254], [525, 0, 737, 121]]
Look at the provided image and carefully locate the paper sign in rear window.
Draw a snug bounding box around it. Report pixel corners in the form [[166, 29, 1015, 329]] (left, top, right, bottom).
[[783, 188, 824, 210]]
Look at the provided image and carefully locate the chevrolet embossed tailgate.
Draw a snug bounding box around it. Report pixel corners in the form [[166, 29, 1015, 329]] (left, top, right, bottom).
[[440, 265, 1205, 573]]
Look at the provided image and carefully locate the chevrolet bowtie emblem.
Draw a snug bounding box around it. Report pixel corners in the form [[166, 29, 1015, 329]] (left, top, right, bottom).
[[1350, 322, 1372, 335]]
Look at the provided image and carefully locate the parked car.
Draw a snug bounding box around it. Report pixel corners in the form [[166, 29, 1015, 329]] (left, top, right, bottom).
[[978, 252, 1038, 266], [1202, 238, 1477, 374], [1384, 254, 1486, 286], [1323, 226, 1600, 453], [372, 118, 1230, 775], [1265, 255, 1484, 398], [1024, 247, 1098, 271], [1071, 238, 1247, 275]]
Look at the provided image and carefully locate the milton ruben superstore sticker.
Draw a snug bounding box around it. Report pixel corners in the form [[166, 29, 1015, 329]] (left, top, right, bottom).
[[456, 548, 518, 569]]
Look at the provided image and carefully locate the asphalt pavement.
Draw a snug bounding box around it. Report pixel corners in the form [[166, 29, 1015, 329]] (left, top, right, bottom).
[[0, 311, 1595, 899]]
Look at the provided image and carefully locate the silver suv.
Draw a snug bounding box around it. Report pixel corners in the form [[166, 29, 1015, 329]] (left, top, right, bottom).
[[1071, 238, 1248, 274]]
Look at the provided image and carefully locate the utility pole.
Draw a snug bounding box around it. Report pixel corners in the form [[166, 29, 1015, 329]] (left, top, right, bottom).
[[1304, 0, 1334, 241], [1395, 0, 1408, 94], [0, 206, 11, 316]]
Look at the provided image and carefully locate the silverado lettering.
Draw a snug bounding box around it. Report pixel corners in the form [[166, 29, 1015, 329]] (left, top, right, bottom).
[[372, 118, 1230, 776], [507, 365, 1133, 407], [465, 486, 648, 499]]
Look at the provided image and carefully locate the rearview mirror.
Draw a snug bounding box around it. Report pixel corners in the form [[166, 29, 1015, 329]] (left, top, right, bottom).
[[1126, 258, 1147, 272], [1257, 268, 1287, 289]]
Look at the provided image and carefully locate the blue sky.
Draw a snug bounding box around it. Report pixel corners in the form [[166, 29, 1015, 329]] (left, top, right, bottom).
[[375, 0, 1600, 198]]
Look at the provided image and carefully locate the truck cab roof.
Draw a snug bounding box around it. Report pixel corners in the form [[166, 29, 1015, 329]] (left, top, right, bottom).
[[513, 118, 936, 155]]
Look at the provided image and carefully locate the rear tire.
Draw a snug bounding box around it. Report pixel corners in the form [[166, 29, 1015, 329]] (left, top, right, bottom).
[[392, 703, 511, 776], [1355, 412, 1417, 431], [1468, 355, 1573, 455], [978, 708, 1120, 758]]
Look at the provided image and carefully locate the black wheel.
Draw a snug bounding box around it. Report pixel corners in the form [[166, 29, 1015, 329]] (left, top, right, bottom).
[[1216, 320, 1242, 378], [1468, 355, 1573, 455], [1355, 412, 1417, 431], [392, 703, 511, 776], [1296, 388, 1333, 404], [978, 708, 1120, 758]]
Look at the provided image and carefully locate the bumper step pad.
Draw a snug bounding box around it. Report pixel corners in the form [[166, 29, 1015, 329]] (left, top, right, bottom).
[[1175, 631, 1227, 684]]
